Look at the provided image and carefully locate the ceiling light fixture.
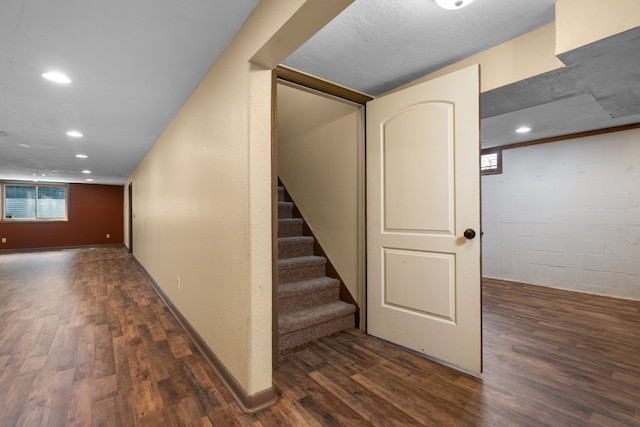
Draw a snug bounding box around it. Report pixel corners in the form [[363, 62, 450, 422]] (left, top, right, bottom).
[[435, 0, 475, 10], [86, 178, 94, 182], [516, 126, 532, 133], [82, 170, 91, 174], [41, 71, 71, 84], [75, 154, 88, 158], [66, 130, 83, 138]]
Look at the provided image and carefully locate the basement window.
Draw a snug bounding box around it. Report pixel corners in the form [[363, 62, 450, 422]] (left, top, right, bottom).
[[2, 182, 68, 221], [481, 149, 502, 175]]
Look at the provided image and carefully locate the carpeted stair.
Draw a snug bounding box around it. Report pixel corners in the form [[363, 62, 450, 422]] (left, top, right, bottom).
[[278, 185, 356, 351]]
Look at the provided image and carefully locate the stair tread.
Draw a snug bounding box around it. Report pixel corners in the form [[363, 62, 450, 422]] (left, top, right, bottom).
[[279, 276, 339, 298], [279, 236, 314, 243], [279, 301, 355, 333], [278, 218, 302, 223], [278, 255, 325, 268]]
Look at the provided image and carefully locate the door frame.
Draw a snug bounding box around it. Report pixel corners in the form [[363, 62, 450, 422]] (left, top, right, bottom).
[[128, 181, 133, 254], [271, 66, 372, 366]]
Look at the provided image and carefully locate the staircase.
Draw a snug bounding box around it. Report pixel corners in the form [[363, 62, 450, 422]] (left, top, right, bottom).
[[277, 185, 356, 352]]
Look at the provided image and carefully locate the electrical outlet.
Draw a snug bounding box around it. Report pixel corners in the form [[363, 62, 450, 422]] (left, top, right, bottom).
[[106, 233, 110, 239], [1, 237, 6, 243], [177, 276, 181, 289]]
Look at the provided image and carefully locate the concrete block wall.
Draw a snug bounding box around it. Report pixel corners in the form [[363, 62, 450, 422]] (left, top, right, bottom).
[[482, 128, 640, 300]]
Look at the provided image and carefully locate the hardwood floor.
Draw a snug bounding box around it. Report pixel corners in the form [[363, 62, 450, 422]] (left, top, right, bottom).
[[1, 247, 639, 426]]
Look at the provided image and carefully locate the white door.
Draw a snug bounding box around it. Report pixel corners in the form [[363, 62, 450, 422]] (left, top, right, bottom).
[[366, 65, 481, 373]]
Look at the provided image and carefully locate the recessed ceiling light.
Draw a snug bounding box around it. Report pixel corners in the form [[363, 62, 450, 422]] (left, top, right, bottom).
[[435, 0, 475, 10], [41, 71, 71, 84], [19, 143, 31, 148], [75, 154, 88, 158], [86, 178, 94, 182], [66, 130, 83, 138], [82, 170, 91, 174], [516, 126, 532, 133]]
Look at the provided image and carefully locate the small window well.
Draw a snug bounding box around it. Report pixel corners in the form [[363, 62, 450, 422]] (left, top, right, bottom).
[[481, 150, 502, 175]]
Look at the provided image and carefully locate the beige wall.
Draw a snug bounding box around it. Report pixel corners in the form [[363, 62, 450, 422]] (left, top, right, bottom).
[[388, 23, 564, 95], [277, 82, 364, 309], [125, 0, 352, 397], [399, 2, 640, 95], [556, 0, 640, 55]]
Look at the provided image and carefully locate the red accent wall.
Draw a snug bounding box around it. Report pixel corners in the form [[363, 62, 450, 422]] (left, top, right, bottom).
[[0, 183, 124, 250]]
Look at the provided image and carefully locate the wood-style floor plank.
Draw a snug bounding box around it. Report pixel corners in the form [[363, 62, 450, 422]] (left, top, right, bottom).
[[1, 248, 640, 426]]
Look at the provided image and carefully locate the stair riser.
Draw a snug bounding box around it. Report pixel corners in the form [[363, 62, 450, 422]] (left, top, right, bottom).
[[279, 315, 355, 351], [278, 202, 293, 219], [278, 220, 303, 238], [279, 288, 340, 315], [279, 263, 325, 284], [278, 239, 314, 259]]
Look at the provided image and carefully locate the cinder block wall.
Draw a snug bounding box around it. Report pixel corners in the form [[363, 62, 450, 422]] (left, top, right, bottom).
[[482, 128, 640, 300]]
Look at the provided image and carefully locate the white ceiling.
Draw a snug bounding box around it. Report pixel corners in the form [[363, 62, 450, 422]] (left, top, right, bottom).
[[0, 0, 260, 185], [284, 0, 555, 95], [1, 0, 637, 186]]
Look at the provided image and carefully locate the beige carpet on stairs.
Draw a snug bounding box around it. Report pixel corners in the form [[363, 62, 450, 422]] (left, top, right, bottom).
[[277, 185, 355, 351]]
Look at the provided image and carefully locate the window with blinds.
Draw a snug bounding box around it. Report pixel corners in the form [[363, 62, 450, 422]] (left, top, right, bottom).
[[481, 150, 502, 175], [2, 183, 68, 221]]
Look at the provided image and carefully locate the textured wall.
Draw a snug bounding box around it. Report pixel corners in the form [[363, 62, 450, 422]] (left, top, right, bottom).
[[124, 0, 353, 397], [0, 183, 123, 250], [482, 128, 640, 300]]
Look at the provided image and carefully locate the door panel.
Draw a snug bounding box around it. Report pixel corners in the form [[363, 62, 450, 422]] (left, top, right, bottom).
[[383, 102, 454, 233], [367, 65, 481, 373], [384, 248, 455, 321]]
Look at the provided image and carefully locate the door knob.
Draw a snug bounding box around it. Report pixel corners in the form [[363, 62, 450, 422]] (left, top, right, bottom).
[[463, 229, 476, 240]]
